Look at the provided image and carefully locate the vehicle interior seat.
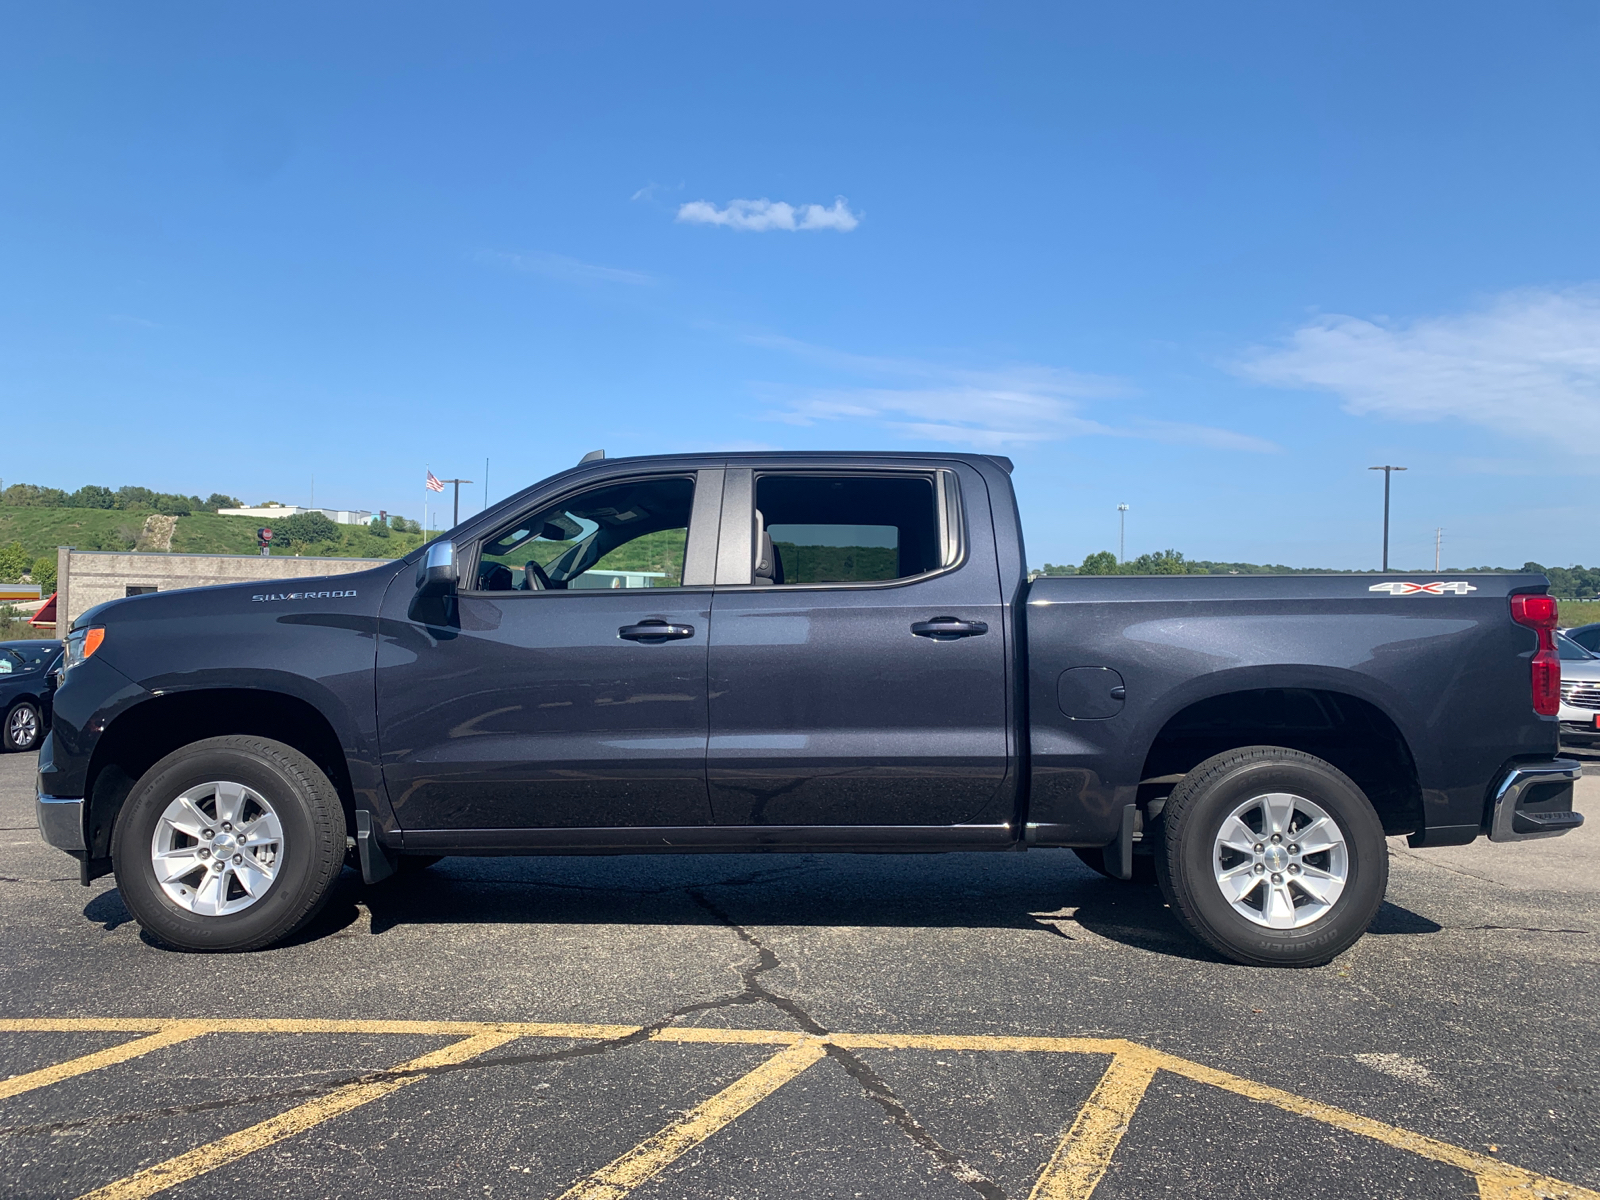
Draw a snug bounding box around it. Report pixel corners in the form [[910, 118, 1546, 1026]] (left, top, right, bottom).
[[752, 511, 784, 585]]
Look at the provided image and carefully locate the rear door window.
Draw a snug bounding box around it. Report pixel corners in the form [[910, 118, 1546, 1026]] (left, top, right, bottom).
[[753, 474, 948, 585]]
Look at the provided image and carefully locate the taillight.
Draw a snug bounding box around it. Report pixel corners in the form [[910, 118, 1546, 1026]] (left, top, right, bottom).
[[1510, 594, 1560, 716]]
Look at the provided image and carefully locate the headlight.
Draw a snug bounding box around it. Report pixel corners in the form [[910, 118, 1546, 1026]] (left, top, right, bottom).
[[63, 626, 105, 672]]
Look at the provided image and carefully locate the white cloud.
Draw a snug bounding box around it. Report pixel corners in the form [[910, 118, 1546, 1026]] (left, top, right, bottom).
[[1237, 286, 1600, 444], [477, 250, 653, 287], [677, 196, 861, 232], [749, 335, 1277, 453]]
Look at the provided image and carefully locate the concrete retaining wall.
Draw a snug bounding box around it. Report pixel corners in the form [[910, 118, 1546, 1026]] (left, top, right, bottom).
[[57, 548, 392, 629]]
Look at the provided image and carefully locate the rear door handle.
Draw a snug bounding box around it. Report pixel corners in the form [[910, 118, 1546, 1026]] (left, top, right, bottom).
[[911, 617, 989, 639], [619, 621, 695, 642]]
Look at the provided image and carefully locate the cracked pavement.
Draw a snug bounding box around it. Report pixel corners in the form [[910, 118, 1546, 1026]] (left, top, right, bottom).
[[1, 750, 1597, 1198]]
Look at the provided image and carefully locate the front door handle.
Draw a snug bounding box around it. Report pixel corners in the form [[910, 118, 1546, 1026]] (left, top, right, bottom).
[[911, 617, 989, 639], [619, 621, 695, 642]]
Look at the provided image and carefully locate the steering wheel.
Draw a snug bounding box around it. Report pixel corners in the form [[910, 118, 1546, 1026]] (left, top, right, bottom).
[[524, 560, 552, 591]]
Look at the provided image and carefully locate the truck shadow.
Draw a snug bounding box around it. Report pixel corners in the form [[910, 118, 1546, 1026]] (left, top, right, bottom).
[[284, 852, 1222, 962], [88, 854, 1445, 961]]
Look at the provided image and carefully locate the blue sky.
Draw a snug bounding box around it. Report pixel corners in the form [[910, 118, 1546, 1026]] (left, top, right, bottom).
[[3, 4, 1598, 569]]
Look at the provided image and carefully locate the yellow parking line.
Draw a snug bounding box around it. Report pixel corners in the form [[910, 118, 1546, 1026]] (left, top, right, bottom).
[[1148, 1050, 1600, 1200], [0, 1024, 209, 1102], [73, 1031, 519, 1200], [832, 1033, 1131, 1055], [4, 1018, 1594, 1200], [1029, 1051, 1159, 1200], [554, 1039, 830, 1200]]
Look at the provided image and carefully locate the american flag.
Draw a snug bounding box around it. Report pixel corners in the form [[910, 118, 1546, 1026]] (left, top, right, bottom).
[[425, 471, 445, 493]]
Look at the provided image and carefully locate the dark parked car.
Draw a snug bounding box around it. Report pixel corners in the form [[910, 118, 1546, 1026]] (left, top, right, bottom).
[[1561, 621, 1600, 655], [33, 452, 1583, 966], [1, 639, 63, 752]]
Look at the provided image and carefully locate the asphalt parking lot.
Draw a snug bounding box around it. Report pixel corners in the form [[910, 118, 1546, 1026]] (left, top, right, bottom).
[[1, 750, 1596, 1200]]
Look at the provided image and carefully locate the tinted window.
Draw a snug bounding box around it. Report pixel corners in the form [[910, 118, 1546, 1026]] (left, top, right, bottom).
[[0, 643, 56, 671], [1557, 633, 1594, 661], [754, 474, 941, 584], [475, 476, 695, 591]]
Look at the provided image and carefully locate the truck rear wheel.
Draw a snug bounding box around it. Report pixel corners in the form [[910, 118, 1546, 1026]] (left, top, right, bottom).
[[111, 736, 346, 952], [1155, 746, 1386, 968]]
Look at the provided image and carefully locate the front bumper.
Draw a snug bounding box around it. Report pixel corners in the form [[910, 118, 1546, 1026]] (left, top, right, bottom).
[[1488, 759, 1585, 842], [36, 794, 85, 854]]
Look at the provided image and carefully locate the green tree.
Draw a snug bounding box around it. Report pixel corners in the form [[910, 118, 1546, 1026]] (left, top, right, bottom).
[[367, 517, 391, 538], [1127, 549, 1192, 575], [30, 555, 56, 593], [1034, 562, 1077, 576], [1, 483, 68, 507], [69, 485, 116, 509], [1079, 550, 1119, 575], [203, 493, 242, 511], [0, 542, 29, 583]]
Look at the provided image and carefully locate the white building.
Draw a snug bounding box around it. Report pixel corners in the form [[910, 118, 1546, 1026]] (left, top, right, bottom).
[[216, 506, 374, 526]]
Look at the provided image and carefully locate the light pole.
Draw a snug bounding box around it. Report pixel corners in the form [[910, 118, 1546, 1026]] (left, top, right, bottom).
[[1368, 466, 1407, 571], [438, 479, 474, 528], [1117, 504, 1128, 564]]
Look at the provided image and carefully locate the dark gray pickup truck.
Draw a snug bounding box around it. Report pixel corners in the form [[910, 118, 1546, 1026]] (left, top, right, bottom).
[[35, 451, 1582, 966]]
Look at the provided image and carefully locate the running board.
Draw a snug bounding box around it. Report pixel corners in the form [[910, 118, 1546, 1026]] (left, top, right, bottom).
[[399, 824, 1017, 856]]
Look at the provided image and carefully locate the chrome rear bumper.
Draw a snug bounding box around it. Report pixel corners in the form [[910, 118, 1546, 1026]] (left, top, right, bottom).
[[1488, 759, 1584, 842]]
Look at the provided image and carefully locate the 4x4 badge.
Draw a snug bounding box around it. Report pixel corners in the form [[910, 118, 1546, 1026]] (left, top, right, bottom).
[[1369, 581, 1477, 595]]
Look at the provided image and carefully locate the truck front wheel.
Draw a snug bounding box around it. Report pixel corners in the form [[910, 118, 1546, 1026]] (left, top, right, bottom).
[[111, 736, 346, 952], [1155, 746, 1386, 968]]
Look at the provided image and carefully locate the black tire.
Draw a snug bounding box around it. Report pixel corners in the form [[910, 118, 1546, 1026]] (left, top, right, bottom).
[[111, 736, 346, 952], [3, 700, 42, 752], [1154, 746, 1387, 968], [1072, 846, 1159, 885]]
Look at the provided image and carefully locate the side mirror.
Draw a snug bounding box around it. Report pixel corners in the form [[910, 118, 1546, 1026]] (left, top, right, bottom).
[[415, 540, 458, 598]]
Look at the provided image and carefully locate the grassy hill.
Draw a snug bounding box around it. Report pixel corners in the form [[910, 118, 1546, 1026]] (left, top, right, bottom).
[[0, 508, 432, 562]]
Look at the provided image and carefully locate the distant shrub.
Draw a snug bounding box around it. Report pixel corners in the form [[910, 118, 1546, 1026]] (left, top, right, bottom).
[[269, 511, 341, 548], [367, 517, 391, 538]]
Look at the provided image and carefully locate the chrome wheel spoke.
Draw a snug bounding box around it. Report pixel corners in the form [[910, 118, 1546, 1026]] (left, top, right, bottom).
[[1217, 816, 1258, 857], [1294, 865, 1343, 906], [1262, 881, 1299, 928], [1218, 862, 1260, 902], [153, 848, 203, 885], [235, 856, 274, 895], [213, 782, 247, 827], [1259, 794, 1295, 838], [1293, 817, 1339, 854]]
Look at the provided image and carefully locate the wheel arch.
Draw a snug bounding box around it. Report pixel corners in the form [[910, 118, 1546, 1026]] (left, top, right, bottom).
[[83, 688, 356, 862], [1138, 682, 1423, 837]]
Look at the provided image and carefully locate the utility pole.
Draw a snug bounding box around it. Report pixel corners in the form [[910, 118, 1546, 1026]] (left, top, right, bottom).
[[1117, 504, 1129, 564], [1368, 466, 1407, 571], [438, 479, 474, 528], [1435, 527, 1443, 572]]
